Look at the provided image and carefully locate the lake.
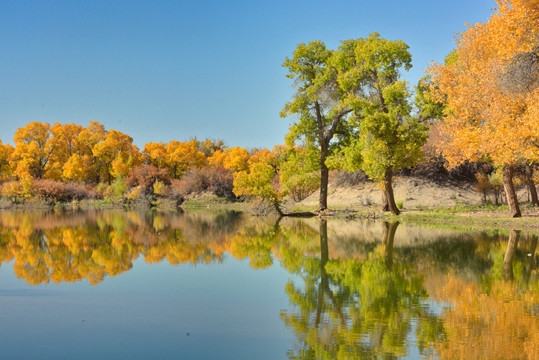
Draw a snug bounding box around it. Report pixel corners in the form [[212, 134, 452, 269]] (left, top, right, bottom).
[[0, 209, 537, 359]]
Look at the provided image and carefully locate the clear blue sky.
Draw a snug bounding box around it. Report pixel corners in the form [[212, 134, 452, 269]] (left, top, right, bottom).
[[0, 0, 495, 149]]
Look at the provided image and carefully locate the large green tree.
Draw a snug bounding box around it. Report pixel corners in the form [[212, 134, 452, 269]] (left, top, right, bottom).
[[333, 33, 429, 214], [281, 41, 355, 212], [282, 34, 429, 214]]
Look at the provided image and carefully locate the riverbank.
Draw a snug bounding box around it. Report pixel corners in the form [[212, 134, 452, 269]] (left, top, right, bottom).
[[1, 174, 538, 231]]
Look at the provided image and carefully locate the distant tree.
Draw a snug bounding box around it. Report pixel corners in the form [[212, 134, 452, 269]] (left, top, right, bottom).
[[92, 129, 142, 183], [10, 122, 52, 179], [46, 123, 84, 180], [0, 140, 14, 180]]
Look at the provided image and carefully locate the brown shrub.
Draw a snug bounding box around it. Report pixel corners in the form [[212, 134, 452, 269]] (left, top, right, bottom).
[[33, 179, 93, 202], [128, 165, 170, 195], [173, 167, 235, 200]]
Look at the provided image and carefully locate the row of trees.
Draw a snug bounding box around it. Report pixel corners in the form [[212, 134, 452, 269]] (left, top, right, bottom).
[[0, 121, 321, 206], [0, 121, 226, 183]]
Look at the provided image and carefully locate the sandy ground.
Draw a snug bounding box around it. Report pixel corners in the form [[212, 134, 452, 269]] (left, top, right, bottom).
[[298, 175, 532, 211]]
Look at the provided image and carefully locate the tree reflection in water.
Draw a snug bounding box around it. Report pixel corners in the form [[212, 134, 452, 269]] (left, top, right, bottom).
[[280, 220, 444, 359], [0, 210, 537, 359], [0, 209, 245, 284]]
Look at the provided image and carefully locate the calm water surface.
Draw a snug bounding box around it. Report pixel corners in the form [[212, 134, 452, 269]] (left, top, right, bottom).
[[0, 209, 537, 359]]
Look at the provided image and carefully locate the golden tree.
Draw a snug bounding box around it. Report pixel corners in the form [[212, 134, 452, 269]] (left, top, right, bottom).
[[429, 0, 539, 217], [0, 140, 14, 180], [9, 122, 52, 179]]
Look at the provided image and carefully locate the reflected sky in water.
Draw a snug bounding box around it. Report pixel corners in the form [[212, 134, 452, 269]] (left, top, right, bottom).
[[0, 209, 537, 359], [0, 255, 295, 360]]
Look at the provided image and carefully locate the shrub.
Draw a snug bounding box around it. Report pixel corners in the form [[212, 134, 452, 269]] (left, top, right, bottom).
[[153, 180, 167, 196], [33, 179, 92, 202], [128, 165, 170, 195], [1, 181, 26, 200], [106, 176, 128, 202], [126, 186, 143, 202], [488, 170, 504, 205], [173, 167, 235, 200], [475, 172, 491, 203], [169, 179, 185, 206]]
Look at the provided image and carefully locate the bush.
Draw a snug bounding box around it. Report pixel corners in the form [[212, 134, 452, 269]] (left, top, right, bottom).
[[128, 165, 170, 195], [105, 176, 128, 202], [1, 180, 28, 200], [33, 179, 92, 202], [173, 167, 235, 200]]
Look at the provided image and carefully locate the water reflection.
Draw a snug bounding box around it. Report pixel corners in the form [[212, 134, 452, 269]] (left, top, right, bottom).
[[0, 209, 537, 359], [280, 220, 444, 359], [0, 209, 245, 284]]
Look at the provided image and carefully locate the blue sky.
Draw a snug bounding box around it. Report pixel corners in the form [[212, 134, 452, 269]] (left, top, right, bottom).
[[0, 0, 496, 149]]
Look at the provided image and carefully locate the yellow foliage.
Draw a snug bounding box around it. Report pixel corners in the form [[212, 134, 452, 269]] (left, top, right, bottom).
[[208, 149, 227, 168], [431, 274, 539, 360], [164, 141, 207, 178], [0, 140, 14, 180], [222, 147, 250, 172], [429, 0, 539, 168], [126, 186, 142, 201]]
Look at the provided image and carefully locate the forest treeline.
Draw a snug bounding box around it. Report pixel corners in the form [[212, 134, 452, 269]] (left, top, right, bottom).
[[0, 0, 538, 217]]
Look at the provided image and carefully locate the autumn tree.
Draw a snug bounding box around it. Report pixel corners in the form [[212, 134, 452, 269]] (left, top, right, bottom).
[[46, 123, 84, 180], [92, 129, 142, 182], [188, 138, 226, 157], [233, 148, 284, 215], [142, 142, 167, 169], [143, 141, 206, 179], [429, 0, 539, 217], [164, 141, 206, 179], [0, 140, 14, 180], [10, 122, 52, 179], [65, 121, 107, 182]]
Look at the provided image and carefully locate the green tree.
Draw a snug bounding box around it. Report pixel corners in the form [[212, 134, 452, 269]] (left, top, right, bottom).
[[281, 41, 354, 212], [279, 143, 320, 202], [333, 34, 428, 215]]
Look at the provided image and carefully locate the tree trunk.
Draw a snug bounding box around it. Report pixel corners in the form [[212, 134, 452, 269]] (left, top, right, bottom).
[[273, 200, 285, 217], [274, 199, 316, 218], [381, 221, 399, 269], [318, 145, 329, 212], [524, 164, 539, 207], [523, 235, 537, 285], [381, 192, 390, 211], [382, 166, 400, 215], [503, 165, 521, 218], [315, 219, 329, 327], [503, 230, 520, 281]]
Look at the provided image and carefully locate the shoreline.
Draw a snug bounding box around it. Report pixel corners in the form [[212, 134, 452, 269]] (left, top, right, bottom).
[[2, 196, 538, 233]]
